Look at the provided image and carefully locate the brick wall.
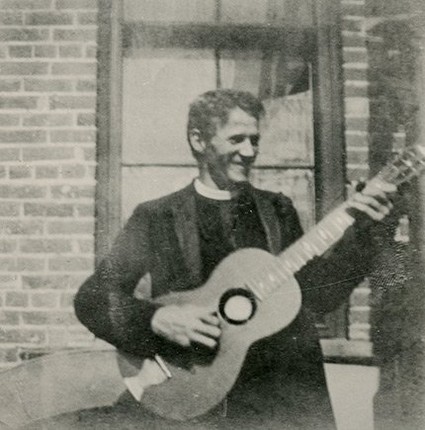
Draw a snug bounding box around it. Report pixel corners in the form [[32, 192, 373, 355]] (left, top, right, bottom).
[[0, 0, 98, 369], [0, 0, 402, 368]]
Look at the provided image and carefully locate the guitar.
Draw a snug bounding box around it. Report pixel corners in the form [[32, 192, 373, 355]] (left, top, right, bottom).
[[117, 145, 425, 421]]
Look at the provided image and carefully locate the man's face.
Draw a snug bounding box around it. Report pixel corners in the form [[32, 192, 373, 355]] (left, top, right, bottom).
[[203, 107, 260, 190]]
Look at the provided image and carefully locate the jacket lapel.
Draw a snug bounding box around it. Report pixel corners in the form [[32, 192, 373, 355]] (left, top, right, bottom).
[[171, 185, 203, 287], [252, 188, 282, 255]]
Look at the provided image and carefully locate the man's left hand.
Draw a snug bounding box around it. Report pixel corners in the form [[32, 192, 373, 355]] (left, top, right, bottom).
[[346, 180, 397, 222]]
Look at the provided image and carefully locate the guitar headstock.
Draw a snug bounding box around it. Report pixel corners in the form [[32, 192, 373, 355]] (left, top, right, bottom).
[[377, 145, 425, 186]]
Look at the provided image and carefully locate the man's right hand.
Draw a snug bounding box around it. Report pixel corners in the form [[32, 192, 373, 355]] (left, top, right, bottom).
[[151, 304, 221, 349]]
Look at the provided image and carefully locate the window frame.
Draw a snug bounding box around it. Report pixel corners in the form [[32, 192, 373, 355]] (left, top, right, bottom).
[[95, 0, 347, 338]]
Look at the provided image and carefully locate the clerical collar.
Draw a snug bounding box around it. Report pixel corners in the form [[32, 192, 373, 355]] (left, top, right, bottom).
[[194, 178, 236, 201]]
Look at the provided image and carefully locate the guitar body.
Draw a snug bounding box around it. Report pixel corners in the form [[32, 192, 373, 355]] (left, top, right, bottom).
[[117, 248, 302, 421]]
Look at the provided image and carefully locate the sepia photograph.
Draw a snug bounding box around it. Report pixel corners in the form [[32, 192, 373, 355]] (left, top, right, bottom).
[[0, 0, 425, 429]]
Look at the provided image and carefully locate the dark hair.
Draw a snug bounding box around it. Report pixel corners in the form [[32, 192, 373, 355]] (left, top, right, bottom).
[[187, 89, 264, 146]]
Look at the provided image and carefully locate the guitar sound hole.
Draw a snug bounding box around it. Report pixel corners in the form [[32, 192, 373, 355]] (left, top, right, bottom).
[[219, 288, 257, 325]]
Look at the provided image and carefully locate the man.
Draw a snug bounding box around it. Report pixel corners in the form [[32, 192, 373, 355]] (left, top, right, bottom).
[[74, 89, 395, 429]]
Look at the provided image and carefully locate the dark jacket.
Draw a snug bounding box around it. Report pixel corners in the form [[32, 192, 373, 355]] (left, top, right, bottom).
[[74, 183, 371, 428]]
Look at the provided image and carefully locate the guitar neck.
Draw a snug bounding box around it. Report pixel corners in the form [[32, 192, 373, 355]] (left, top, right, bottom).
[[248, 145, 425, 301], [276, 204, 355, 277]]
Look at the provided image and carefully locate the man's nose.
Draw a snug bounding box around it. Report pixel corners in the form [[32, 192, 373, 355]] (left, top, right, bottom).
[[238, 138, 257, 158]]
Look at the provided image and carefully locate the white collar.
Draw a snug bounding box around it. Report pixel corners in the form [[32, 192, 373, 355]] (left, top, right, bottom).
[[194, 178, 235, 201]]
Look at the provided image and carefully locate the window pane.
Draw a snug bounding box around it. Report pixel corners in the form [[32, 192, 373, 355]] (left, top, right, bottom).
[[220, 0, 313, 27], [220, 0, 270, 24], [220, 49, 313, 165], [251, 168, 315, 230], [124, 0, 216, 23], [122, 167, 198, 221], [122, 48, 216, 164]]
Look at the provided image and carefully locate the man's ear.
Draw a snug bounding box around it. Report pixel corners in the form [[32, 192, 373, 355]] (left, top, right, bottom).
[[188, 128, 207, 156]]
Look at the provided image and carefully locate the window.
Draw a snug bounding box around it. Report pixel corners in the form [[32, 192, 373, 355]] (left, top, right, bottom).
[[97, 0, 346, 339]]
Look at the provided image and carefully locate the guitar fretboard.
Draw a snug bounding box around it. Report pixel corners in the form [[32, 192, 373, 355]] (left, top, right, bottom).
[[249, 205, 354, 300], [248, 145, 425, 301]]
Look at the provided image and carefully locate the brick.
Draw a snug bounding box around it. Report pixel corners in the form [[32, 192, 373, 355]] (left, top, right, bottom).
[[56, 0, 97, 9], [85, 45, 97, 58], [24, 78, 72, 92], [343, 67, 368, 81], [343, 33, 366, 48], [60, 164, 86, 178], [9, 165, 32, 179], [0, 240, 16, 253], [75, 203, 94, 217], [59, 45, 83, 58], [0, 310, 19, 325], [0, 347, 19, 362], [0, 275, 18, 288], [76, 78, 96, 91], [0, 257, 15, 271], [0, 148, 20, 161], [0, 0, 52, 9], [48, 220, 94, 235], [0, 79, 21, 91], [0, 202, 19, 216], [16, 257, 45, 272], [24, 202, 73, 217], [31, 292, 59, 308], [348, 324, 370, 340], [53, 29, 97, 42], [51, 62, 96, 75], [78, 11, 97, 25], [0, 62, 48, 75], [49, 256, 93, 271], [51, 184, 94, 199], [342, 2, 365, 16], [60, 291, 75, 308], [77, 239, 93, 253], [344, 83, 368, 97], [25, 11, 73, 25], [23, 113, 73, 127], [343, 49, 368, 64], [21, 310, 78, 325], [22, 146, 74, 161], [0, 328, 46, 345], [77, 113, 95, 126], [0, 12, 23, 25], [0, 166, 6, 178], [83, 146, 95, 160], [8, 45, 32, 58], [347, 149, 369, 165], [50, 95, 95, 110], [47, 327, 69, 347], [20, 238, 72, 253], [0, 96, 38, 109], [0, 185, 46, 199], [0, 220, 44, 235], [347, 166, 370, 181], [346, 118, 369, 132], [34, 165, 59, 178], [346, 132, 369, 148], [0, 114, 20, 126], [34, 45, 57, 58], [22, 274, 84, 290], [342, 17, 364, 32], [50, 129, 95, 143], [0, 130, 46, 143], [350, 287, 371, 307], [0, 29, 49, 42], [5, 291, 28, 307], [345, 97, 369, 117]]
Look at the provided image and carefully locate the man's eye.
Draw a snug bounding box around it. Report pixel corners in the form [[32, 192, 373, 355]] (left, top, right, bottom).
[[229, 135, 260, 145], [230, 135, 246, 144]]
